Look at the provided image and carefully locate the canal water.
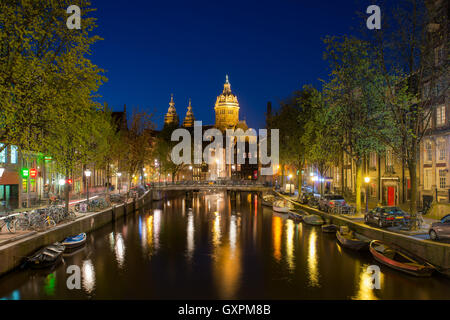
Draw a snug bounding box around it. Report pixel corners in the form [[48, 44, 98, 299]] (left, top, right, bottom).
[[1, 191, 449, 300]]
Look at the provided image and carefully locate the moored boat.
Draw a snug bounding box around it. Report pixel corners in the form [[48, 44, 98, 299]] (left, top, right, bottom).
[[322, 224, 338, 233], [273, 200, 290, 213], [303, 214, 324, 226], [288, 211, 304, 221], [261, 194, 275, 207], [336, 230, 370, 251], [62, 233, 87, 250], [27, 243, 65, 269], [369, 240, 435, 277]]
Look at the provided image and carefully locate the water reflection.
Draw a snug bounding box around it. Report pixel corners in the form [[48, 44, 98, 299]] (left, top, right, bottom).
[[153, 209, 161, 251], [1, 191, 450, 300], [307, 229, 320, 287], [353, 264, 383, 300], [212, 212, 221, 247], [186, 211, 195, 260], [115, 233, 125, 268], [272, 215, 282, 262], [285, 219, 295, 272], [82, 259, 96, 294]]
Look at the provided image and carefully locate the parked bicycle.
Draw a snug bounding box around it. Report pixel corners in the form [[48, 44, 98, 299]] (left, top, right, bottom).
[[0, 214, 17, 233]]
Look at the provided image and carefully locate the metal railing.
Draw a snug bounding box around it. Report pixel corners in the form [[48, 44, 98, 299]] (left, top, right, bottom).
[[148, 180, 266, 187]]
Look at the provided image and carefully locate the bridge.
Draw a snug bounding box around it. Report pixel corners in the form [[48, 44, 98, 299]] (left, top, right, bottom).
[[149, 181, 272, 193]]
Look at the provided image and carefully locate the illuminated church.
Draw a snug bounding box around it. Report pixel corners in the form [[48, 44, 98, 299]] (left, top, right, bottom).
[[162, 75, 257, 181]]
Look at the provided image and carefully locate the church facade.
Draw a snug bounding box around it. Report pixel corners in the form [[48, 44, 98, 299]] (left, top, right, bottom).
[[162, 76, 258, 181]]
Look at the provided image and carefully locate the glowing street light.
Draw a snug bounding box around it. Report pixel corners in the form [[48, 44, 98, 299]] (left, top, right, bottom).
[[84, 169, 92, 202], [117, 172, 122, 194]]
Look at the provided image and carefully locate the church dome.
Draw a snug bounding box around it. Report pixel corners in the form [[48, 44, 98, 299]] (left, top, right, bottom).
[[214, 75, 240, 130]]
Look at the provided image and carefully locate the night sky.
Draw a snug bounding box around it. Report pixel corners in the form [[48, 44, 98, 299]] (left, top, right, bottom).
[[90, 0, 371, 129]]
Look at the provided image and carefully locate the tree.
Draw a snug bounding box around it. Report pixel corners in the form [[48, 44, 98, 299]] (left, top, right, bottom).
[[153, 123, 184, 182], [322, 36, 388, 212], [301, 88, 340, 195], [361, 0, 449, 223], [121, 111, 155, 193], [0, 0, 106, 154]]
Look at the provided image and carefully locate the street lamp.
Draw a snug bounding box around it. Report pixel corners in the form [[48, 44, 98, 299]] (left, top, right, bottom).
[[117, 172, 122, 194], [84, 169, 91, 202], [189, 165, 193, 181], [364, 176, 370, 213]]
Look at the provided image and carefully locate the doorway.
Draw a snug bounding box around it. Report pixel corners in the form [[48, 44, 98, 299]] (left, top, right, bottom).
[[387, 186, 395, 206]]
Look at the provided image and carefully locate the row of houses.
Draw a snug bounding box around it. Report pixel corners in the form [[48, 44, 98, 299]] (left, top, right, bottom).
[[0, 109, 131, 211], [305, 0, 449, 209]]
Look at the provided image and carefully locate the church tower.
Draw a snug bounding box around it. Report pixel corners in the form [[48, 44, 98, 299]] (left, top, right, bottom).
[[164, 94, 179, 126], [183, 98, 195, 128], [214, 75, 239, 130]]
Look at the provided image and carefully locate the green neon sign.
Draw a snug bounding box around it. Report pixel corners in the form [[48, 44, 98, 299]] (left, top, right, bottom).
[[21, 168, 29, 178]]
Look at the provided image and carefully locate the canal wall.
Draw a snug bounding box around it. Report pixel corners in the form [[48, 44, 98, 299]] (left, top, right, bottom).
[[0, 190, 153, 277], [291, 200, 450, 274]]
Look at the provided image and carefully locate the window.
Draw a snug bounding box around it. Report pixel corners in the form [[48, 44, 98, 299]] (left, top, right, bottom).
[[436, 105, 446, 127], [425, 141, 433, 162], [0, 144, 6, 163], [10, 145, 17, 164], [386, 149, 393, 167], [22, 179, 28, 193], [422, 82, 430, 99], [437, 139, 447, 162], [424, 169, 432, 190], [439, 170, 447, 189], [369, 152, 377, 168], [435, 45, 444, 66]]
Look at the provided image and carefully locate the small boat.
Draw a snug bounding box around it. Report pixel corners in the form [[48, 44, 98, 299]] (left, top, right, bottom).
[[62, 233, 87, 250], [336, 230, 371, 251], [369, 240, 435, 277], [273, 200, 290, 213], [261, 194, 275, 207], [288, 211, 304, 222], [322, 224, 338, 233], [303, 214, 324, 226], [27, 243, 65, 269]]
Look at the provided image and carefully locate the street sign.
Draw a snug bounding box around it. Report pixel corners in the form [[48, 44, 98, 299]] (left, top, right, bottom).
[[21, 168, 29, 178], [30, 168, 37, 178]]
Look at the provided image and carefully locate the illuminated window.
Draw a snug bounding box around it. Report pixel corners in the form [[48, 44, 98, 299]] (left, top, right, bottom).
[[0, 144, 6, 163], [436, 105, 446, 127], [22, 179, 28, 193], [30, 179, 36, 192], [437, 139, 447, 162], [425, 141, 432, 162], [10, 145, 18, 164], [439, 170, 446, 189]]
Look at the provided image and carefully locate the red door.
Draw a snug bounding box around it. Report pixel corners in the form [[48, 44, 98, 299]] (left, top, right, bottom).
[[387, 187, 395, 206]]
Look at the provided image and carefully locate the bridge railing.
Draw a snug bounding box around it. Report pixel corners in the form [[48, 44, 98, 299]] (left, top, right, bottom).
[[148, 180, 267, 188]]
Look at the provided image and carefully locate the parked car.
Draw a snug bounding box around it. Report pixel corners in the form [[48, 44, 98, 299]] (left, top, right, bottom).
[[364, 206, 410, 228], [318, 194, 346, 212], [429, 214, 450, 241]]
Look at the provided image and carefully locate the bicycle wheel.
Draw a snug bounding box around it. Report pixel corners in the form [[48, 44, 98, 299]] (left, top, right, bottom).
[[46, 218, 56, 228], [7, 219, 17, 233]]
